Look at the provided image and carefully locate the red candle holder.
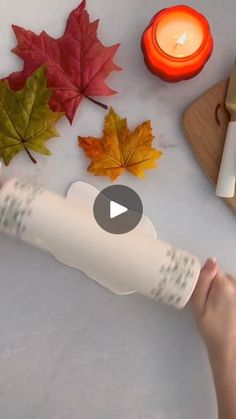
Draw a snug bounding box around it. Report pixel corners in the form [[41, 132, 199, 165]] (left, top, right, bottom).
[[141, 5, 213, 82]]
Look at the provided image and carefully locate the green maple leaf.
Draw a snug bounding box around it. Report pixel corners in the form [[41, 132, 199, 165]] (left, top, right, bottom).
[[0, 66, 64, 165]]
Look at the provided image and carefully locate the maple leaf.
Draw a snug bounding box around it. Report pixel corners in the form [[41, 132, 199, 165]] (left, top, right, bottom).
[[79, 108, 163, 181], [7, 0, 121, 124], [0, 66, 63, 166]]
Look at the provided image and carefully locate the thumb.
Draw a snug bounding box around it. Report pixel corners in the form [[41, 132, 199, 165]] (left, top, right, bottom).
[[191, 259, 218, 316]]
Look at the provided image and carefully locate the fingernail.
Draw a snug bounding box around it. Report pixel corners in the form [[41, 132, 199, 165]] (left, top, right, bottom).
[[202, 259, 218, 278], [204, 259, 217, 271]]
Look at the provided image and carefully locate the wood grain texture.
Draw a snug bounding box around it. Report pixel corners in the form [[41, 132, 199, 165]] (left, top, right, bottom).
[[182, 79, 236, 213]]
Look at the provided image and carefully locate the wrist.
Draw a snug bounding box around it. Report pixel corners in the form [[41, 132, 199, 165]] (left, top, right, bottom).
[[207, 341, 236, 373], [207, 345, 236, 419]]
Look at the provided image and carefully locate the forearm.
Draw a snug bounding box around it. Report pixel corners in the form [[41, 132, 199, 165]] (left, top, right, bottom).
[[192, 263, 236, 419], [208, 349, 236, 419]]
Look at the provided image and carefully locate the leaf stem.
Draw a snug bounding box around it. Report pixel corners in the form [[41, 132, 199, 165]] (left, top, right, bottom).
[[24, 147, 37, 164], [85, 96, 108, 110]]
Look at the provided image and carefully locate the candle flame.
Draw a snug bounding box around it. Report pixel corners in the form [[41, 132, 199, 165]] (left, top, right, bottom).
[[175, 32, 187, 47]]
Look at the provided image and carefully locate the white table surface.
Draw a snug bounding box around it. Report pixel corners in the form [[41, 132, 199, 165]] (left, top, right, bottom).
[[0, 0, 235, 418]]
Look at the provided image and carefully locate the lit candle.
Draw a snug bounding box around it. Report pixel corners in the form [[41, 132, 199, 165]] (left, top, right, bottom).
[[141, 5, 213, 82]]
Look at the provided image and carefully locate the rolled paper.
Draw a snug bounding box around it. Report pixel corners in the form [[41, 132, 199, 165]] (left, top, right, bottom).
[[216, 121, 236, 198], [0, 178, 201, 309]]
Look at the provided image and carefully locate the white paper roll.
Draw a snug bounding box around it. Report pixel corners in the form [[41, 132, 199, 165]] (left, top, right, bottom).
[[0, 178, 201, 309], [216, 121, 236, 198]]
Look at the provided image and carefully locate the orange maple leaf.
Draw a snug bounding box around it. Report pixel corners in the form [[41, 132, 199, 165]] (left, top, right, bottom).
[[79, 108, 163, 181]]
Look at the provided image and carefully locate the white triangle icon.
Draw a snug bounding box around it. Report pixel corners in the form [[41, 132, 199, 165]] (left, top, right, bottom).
[[110, 200, 128, 219]]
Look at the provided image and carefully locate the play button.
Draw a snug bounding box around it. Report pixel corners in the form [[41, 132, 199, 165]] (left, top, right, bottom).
[[93, 185, 143, 234], [110, 201, 128, 219]]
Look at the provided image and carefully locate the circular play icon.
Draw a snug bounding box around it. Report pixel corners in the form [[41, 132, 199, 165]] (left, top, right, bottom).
[[93, 185, 143, 234]]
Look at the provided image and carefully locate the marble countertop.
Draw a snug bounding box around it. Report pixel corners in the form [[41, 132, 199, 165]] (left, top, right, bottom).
[[0, 0, 235, 418]]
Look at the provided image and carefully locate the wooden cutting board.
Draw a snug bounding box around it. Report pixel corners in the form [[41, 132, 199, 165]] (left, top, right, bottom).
[[182, 79, 236, 213]]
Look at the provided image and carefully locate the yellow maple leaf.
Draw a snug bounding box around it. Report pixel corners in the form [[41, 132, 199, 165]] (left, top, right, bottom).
[[79, 108, 163, 181]]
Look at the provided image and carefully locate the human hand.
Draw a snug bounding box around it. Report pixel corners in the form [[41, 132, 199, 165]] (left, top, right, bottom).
[[191, 259, 236, 419], [191, 259, 236, 359]]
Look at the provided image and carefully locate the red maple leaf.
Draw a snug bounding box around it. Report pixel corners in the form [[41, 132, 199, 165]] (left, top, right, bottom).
[[7, 0, 121, 123]]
